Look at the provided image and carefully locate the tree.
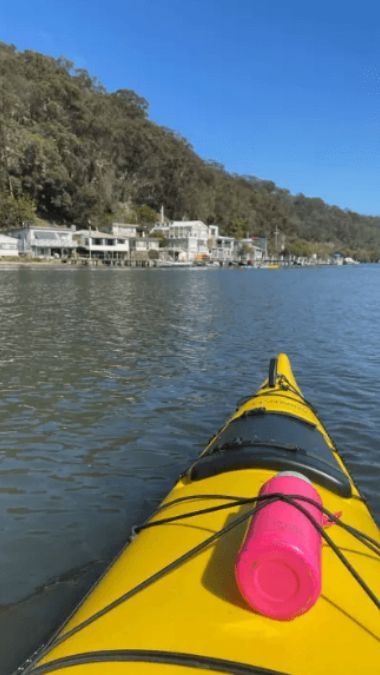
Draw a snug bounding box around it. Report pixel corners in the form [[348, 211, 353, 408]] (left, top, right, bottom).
[[135, 204, 159, 227], [112, 89, 149, 117], [0, 194, 36, 229]]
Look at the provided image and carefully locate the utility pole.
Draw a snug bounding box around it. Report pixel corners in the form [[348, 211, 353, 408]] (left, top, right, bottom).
[[274, 225, 279, 255], [88, 220, 92, 263]]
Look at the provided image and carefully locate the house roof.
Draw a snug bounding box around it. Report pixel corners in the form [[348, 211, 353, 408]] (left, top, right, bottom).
[[12, 225, 74, 233], [112, 223, 137, 228], [171, 220, 207, 227], [0, 234, 18, 243]]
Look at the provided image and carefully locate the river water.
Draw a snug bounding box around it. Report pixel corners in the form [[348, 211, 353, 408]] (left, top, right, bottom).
[[0, 265, 379, 672]]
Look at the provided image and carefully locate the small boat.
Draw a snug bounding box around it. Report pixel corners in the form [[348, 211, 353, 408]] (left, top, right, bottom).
[[24, 354, 379, 675], [259, 263, 281, 270]]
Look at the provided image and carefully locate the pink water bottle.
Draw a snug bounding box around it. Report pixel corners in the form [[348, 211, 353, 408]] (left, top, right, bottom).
[[235, 472, 323, 620]]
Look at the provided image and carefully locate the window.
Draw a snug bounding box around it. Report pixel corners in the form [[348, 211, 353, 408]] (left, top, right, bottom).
[[34, 231, 59, 240]]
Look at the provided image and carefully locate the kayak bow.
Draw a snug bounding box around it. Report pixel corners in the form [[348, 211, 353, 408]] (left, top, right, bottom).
[[25, 354, 379, 675]]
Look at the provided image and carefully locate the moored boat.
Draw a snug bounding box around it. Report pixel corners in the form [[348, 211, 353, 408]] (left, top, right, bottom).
[[259, 263, 281, 269], [23, 354, 379, 675]]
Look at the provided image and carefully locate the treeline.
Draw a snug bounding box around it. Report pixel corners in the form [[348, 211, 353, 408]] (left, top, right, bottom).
[[1, 42, 380, 259]]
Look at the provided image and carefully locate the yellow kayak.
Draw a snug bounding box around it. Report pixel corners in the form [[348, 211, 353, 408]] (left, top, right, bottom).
[[24, 354, 379, 675]]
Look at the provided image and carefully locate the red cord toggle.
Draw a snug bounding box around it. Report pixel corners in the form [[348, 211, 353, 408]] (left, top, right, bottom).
[[322, 511, 343, 528]]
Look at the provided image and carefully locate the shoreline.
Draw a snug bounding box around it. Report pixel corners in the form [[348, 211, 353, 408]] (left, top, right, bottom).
[[0, 258, 368, 270], [0, 259, 77, 268]]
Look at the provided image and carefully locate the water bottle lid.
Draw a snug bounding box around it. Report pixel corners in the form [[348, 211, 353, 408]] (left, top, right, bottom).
[[238, 544, 320, 620], [275, 471, 312, 484]]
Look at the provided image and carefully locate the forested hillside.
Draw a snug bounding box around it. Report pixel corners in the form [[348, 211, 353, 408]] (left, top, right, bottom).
[[1, 42, 380, 259]]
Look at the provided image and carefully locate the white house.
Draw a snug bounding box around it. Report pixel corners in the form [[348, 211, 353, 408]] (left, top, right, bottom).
[[74, 229, 130, 262], [129, 237, 160, 253], [210, 236, 235, 263], [11, 225, 76, 258], [238, 238, 265, 263], [169, 220, 209, 240], [167, 220, 210, 263], [0, 233, 19, 257]]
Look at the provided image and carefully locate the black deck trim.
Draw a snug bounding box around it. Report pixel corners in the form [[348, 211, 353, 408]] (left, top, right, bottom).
[[188, 448, 351, 496], [28, 649, 289, 675], [188, 412, 351, 497]]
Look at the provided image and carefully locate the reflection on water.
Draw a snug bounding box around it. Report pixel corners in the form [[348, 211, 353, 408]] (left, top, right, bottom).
[[0, 265, 379, 671]]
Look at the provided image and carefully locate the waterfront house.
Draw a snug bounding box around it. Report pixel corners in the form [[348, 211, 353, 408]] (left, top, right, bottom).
[[251, 236, 268, 258], [102, 223, 160, 265], [10, 225, 76, 258], [129, 235, 160, 266], [0, 233, 19, 257], [209, 235, 235, 264], [238, 238, 266, 264], [74, 229, 130, 262], [130, 237, 160, 253], [167, 220, 210, 263]]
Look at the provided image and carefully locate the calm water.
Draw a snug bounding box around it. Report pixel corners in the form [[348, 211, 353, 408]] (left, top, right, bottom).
[[0, 265, 379, 672]]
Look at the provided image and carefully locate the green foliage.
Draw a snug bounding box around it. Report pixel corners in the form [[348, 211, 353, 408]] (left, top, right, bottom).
[[134, 204, 159, 227], [0, 193, 36, 228], [287, 239, 316, 258], [0, 41, 380, 258]]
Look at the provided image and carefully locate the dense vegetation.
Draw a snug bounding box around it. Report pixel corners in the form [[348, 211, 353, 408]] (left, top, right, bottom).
[[1, 42, 380, 259]]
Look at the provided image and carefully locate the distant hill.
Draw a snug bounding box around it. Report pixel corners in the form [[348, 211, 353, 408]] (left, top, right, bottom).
[[1, 42, 380, 259]]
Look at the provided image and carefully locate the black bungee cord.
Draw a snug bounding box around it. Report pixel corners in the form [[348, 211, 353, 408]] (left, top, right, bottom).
[[24, 491, 379, 673], [149, 492, 380, 555]]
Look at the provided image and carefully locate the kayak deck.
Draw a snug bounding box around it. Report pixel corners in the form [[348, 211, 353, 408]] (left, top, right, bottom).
[[25, 354, 380, 675]]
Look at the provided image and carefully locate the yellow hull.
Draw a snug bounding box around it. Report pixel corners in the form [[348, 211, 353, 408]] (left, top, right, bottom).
[[26, 355, 379, 675]]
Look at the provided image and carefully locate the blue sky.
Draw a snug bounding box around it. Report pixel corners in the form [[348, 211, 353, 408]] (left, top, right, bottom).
[[1, 0, 380, 215]]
